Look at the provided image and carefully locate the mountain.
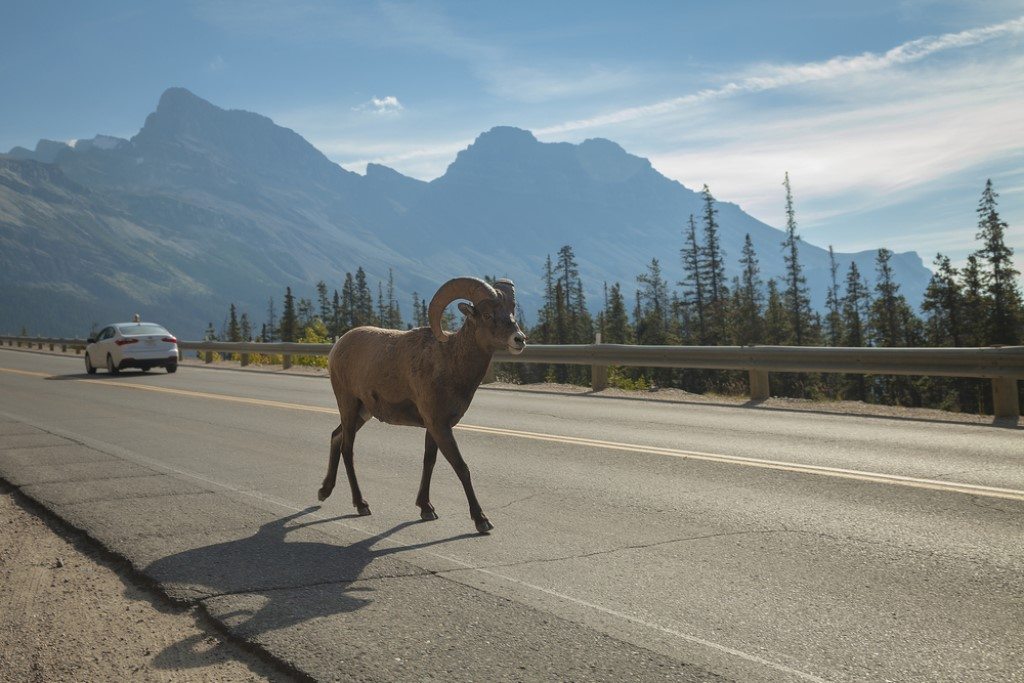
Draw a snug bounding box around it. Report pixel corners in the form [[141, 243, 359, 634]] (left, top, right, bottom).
[[1, 88, 932, 338]]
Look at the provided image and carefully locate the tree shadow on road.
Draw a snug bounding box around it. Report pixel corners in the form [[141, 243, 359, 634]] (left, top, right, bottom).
[[144, 507, 474, 671]]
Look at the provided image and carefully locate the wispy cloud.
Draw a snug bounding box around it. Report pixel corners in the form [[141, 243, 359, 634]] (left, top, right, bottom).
[[642, 51, 1024, 226], [353, 95, 404, 114], [206, 54, 227, 72], [536, 16, 1024, 136]]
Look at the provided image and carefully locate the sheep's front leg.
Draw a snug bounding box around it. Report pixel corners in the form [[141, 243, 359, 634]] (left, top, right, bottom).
[[317, 424, 344, 502], [415, 431, 439, 521], [429, 424, 493, 534]]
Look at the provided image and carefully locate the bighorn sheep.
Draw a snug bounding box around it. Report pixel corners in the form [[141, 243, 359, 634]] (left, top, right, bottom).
[[317, 277, 526, 534]]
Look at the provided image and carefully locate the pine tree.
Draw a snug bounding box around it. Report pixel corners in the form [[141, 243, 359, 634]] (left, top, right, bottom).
[[636, 258, 670, 344], [265, 297, 278, 342], [316, 280, 330, 324], [203, 322, 218, 342], [377, 282, 386, 327], [764, 280, 789, 345], [227, 304, 241, 342], [386, 269, 402, 329], [921, 254, 963, 347], [603, 282, 631, 344], [239, 312, 253, 342], [975, 179, 1022, 344], [354, 267, 374, 326], [680, 214, 707, 343], [870, 249, 914, 347], [825, 246, 843, 346], [535, 255, 557, 344], [297, 298, 313, 328], [411, 292, 426, 327], [781, 173, 812, 344], [869, 249, 923, 405], [330, 290, 342, 337], [734, 234, 764, 345], [959, 255, 988, 347], [341, 273, 357, 329], [841, 262, 871, 400], [280, 287, 298, 342], [700, 185, 728, 340]]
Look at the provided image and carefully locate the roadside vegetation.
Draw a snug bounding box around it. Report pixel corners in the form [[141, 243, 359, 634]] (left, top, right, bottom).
[[206, 178, 1020, 414]]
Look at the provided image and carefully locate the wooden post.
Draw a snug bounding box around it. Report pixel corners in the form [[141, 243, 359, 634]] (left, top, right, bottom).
[[591, 333, 607, 391], [204, 351, 213, 364], [37, 340, 43, 349], [240, 352, 250, 367], [283, 354, 292, 370], [992, 377, 1020, 419], [49, 343, 54, 351], [61, 344, 67, 352], [749, 369, 770, 401]]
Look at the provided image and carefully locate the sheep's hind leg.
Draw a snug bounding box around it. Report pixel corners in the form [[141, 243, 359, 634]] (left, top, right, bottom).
[[415, 431, 439, 521], [430, 424, 492, 534], [341, 410, 370, 515], [317, 423, 344, 502]]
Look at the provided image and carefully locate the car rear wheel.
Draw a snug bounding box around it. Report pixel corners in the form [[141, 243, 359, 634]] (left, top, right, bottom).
[[166, 363, 177, 374], [85, 354, 97, 375], [106, 354, 120, 375]]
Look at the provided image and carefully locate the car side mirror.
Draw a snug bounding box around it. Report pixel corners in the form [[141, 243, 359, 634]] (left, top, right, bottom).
[[87, 338, 96, 344]]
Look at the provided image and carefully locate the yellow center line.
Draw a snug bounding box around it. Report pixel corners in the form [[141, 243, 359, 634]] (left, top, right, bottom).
[[4, 366, 1023, 502]]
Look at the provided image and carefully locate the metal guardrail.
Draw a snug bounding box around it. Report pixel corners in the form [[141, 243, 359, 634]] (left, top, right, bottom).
[[2, 335, 1022, 417]]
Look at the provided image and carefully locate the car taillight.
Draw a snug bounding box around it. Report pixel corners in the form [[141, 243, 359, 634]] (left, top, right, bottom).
[[162, 336, 177, 344], [115, 338, 139, 346]]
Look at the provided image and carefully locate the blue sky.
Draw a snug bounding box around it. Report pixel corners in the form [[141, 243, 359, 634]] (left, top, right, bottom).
[[2, 1, 1022, 274]]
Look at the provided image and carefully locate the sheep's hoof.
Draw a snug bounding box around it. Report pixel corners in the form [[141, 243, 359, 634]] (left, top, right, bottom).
[[475, 518, 494, 534], [420, 508, 439, 521], [317, 487, 331, 502], [356, 504, 372, 516]]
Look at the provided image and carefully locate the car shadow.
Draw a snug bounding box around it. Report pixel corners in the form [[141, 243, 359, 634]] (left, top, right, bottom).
[[145, 507, 475, 670], [44, 371, 159, 380]]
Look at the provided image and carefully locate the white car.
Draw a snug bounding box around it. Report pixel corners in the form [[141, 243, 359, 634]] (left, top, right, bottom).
[[85, 322, 179, 375]]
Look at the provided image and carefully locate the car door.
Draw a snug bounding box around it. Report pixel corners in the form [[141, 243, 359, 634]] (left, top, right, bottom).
[[93, 326, 115, 364]]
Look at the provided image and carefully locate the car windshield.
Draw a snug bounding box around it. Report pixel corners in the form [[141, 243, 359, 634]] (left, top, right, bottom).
[[117, 323, 169, 336]]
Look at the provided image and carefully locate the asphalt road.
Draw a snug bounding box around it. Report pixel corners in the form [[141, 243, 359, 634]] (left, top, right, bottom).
[[1, 347, 1022, 682]]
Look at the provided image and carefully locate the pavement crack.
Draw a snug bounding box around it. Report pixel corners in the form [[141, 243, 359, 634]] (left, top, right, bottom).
[[443, 528, 782, 572], [492, 492, 540, 511]]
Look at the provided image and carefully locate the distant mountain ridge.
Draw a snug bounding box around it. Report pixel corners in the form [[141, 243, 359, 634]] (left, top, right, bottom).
[[0, 87, 931, 338]]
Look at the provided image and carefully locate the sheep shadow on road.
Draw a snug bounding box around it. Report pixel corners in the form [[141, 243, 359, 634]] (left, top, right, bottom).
[[142, 507, 474, 671]]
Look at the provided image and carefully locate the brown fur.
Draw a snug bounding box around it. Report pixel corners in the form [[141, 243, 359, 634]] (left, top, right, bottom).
[[317, 294, 525, 533]]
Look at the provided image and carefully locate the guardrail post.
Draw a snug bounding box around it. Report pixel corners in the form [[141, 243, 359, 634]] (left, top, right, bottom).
[[749, 369, 770, 401], [591, 333, 607, 391], [37, 339, 43, 350], [240, 352, 250, 367], [992, 377, 1020, 418], [283, 354, 292, 370], [61, 344, 67, 352], [482, 361, 496, 384], [204, 351, 213, 364]]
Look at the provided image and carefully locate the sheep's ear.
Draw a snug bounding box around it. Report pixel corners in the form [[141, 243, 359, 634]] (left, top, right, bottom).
[[458, 302, 476, 318]]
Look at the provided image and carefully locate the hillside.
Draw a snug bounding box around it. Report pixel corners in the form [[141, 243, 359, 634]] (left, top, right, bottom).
[[1, 88, 931, 338]]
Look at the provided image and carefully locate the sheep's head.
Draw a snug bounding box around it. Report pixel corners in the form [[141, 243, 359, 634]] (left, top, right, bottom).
[[429, 277, 526, 354]]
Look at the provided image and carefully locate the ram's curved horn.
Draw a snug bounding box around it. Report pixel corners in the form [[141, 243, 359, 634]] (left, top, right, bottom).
[[493, 279, 516, 316], [428, 277, 498, 342]]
